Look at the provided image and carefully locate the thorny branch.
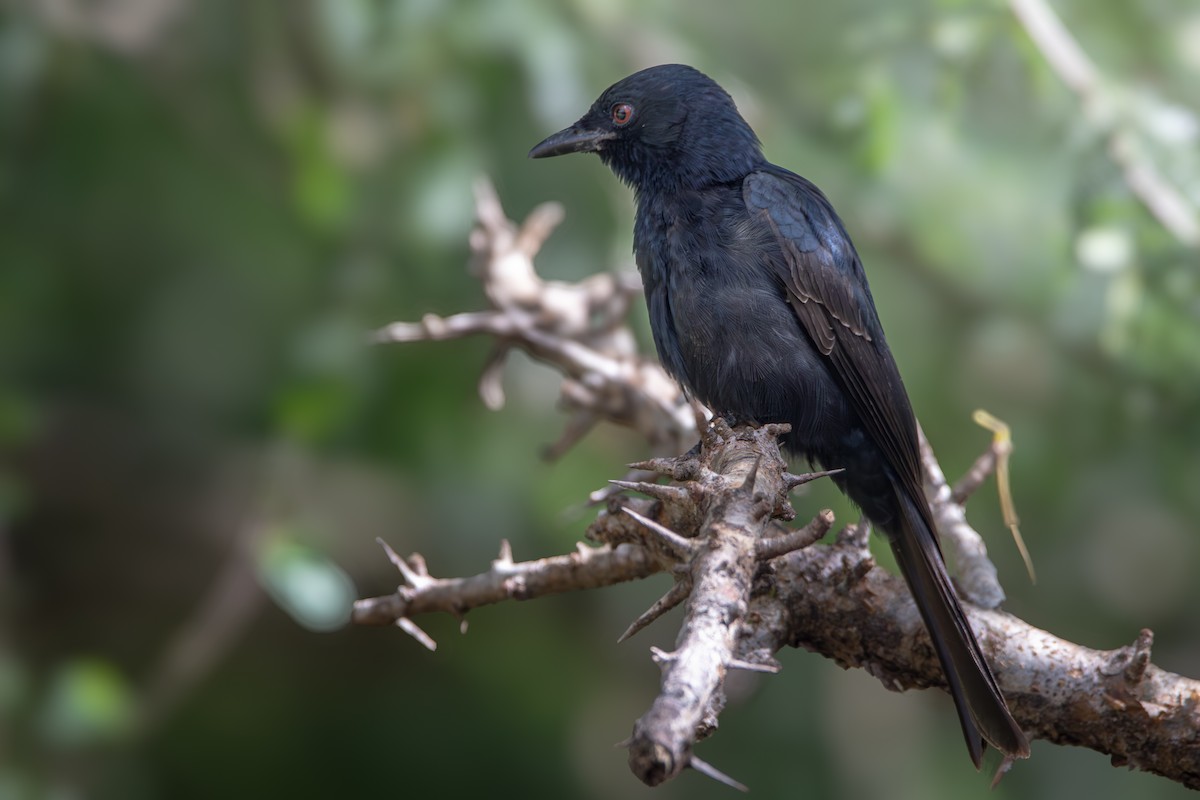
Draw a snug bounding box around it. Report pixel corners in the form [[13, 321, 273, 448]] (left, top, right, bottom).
[[354, 180, 1200, 790], [373, 180, 700, 467]]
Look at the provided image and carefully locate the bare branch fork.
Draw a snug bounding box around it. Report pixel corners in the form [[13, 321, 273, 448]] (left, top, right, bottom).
[[354, 180, 1200, 790]]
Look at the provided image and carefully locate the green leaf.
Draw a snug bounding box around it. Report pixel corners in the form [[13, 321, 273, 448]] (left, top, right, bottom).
[[258, 531, 356, 632], [37, 659, 132, 748]]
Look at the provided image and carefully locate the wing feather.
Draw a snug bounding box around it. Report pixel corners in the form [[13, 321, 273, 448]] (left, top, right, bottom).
[[744, 169, 927, 511]]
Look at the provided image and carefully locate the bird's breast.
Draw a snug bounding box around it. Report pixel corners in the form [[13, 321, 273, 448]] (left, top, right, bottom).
[[634, 189, 845, 436]]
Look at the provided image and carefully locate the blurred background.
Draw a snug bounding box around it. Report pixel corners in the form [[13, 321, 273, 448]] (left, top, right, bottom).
[[2, 0, 1199, 798]]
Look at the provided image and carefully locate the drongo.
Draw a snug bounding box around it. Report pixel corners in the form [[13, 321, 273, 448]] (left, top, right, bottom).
[[530, 63, 1028, 767]]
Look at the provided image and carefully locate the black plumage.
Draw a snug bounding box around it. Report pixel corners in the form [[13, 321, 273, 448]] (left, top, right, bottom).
[[530, 63, 1028, 767]]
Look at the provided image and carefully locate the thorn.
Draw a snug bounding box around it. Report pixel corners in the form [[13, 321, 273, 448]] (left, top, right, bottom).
[[649, 646, 676, 667], [737, 456, 762, 497], [377, 537, 404, 568], [688, 754, 749, 792], [613, 737, 632, 749], [617, 579, 692, 643], [497, 539, 513, 565], [990, 754, 1016, 789], [847, 558, 875, 585], [450, 607, 470, 635], [377, 538, 431, 589], [784, 468, 843, 490], [727, 658, 781, 674], [396, 617, 437, 651], [587, 483, 623, 505], [628, 457, 679, 475], [609, 479, 689, 504], [477, 345, 509, 411], [622, 507, 696, 558], [1105, 628, 1154, 685], [1128, 628, 1154, 685]]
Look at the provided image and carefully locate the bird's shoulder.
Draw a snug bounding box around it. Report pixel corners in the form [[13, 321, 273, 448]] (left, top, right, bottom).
[[742, 167, 859, 270]]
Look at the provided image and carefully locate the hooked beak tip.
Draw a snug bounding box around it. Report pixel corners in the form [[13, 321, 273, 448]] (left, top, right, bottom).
[[528, 126, 612, 159]]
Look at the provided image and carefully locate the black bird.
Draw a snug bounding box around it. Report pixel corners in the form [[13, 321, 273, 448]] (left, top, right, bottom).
[[530, 64, 1029, 767]]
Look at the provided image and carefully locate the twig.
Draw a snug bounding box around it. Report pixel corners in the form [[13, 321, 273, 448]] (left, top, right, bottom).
[[373, 178, 699, 458], [352, 539, 663, 627], [134, 523, 265, 738], [618, 577, 692, 643], [1009, 0, 1200, 246], [918, 426, 1007, 609], [968, 409, 1036, 583], [755, 508, 835, 561]]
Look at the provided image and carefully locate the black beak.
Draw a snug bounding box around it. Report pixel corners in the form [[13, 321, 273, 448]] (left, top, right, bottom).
[[528, 124, 614, 159]]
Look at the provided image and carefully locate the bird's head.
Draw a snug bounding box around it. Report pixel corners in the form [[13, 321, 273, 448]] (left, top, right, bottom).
[[529, 64, 764, 195]]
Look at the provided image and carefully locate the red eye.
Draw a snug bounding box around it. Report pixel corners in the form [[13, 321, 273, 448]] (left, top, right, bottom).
[[611, 103, 634, 126]]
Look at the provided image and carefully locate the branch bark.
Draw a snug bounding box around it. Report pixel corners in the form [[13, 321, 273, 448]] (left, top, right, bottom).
[[355, 179, 1200, 790]]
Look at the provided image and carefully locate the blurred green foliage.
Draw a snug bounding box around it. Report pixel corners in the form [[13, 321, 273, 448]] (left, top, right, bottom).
[[2, 1, 1198, 798]]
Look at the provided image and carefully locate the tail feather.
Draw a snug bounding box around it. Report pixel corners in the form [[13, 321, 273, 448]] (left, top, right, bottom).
[[890, 492, 1030, 766]]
